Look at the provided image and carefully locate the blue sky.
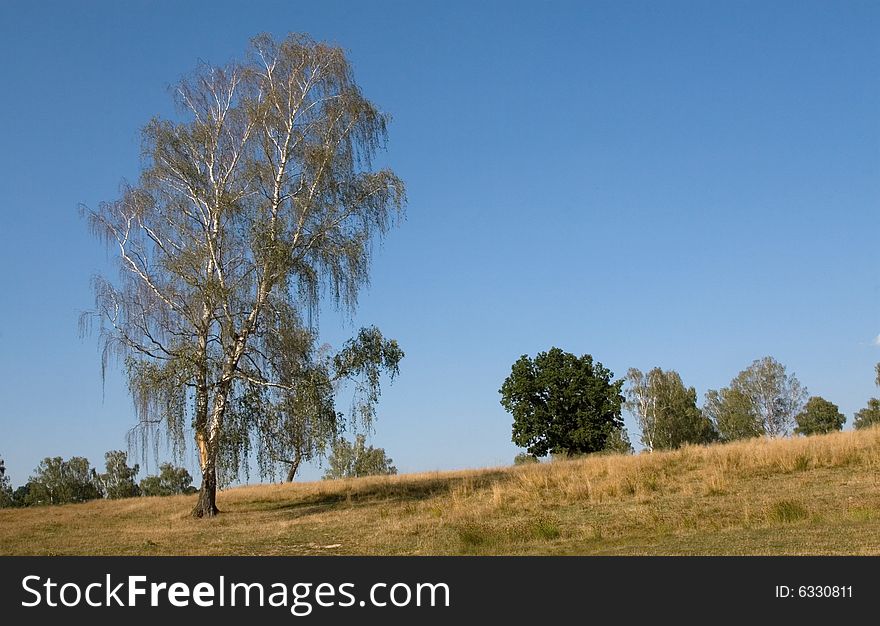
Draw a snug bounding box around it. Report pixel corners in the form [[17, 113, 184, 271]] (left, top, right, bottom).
[[0, 1, 878, 487]]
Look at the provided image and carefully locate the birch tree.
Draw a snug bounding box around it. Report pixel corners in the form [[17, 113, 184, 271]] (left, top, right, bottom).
[[625, 367, 715, 450], [83, 33, 406, 517], [624, 368, 655, 450], [99, 450, 140, 499], [705, 356, 807, 440]]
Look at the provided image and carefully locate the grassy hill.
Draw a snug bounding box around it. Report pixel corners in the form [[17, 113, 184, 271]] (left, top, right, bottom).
[[3, 427, 880, 555]]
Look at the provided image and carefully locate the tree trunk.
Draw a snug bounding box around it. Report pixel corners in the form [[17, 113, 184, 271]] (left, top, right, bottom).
[[285, 451, 302, 482], [192, 433, 220, 517], [192, 464, 219, 518], [192, 383, 229, 518], [192, 430, 219, 517], [192, 420, 219, 517]]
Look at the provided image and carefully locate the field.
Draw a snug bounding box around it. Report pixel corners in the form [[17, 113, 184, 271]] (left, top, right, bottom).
[[3, 427, 880, 556]]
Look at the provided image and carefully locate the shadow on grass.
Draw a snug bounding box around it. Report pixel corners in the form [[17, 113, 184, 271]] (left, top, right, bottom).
[[241, 471, 509, 519]]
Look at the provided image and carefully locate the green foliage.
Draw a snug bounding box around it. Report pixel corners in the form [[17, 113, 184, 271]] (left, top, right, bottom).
[[323, 435, 397, 480], [11, 484, 30, 507], [625, 368, 717, 450], [603, 427, 635, 455], [853, 398, 880, 430], [500, 348, 624, 457], [99, 450, 141, 499], [25, 457, 103, 506], [704, 357, 807, 441], [0, 457, 12, 508], [704, 387, 761, 441], [794, 396, 845, 436], [139, 463, 196, 497], [255, 325, 404, 482], [513, 452, 539, 465]]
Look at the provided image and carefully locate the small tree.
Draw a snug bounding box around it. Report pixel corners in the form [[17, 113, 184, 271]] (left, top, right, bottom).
[[794, 396, 845, 436], [854, 398, 880, 430], [500, 348, 624, 457], [704, 357, 807, 440], [0, 457, 12, 508], [257, 327, 403, 482], [625, 367, 716, 450], [25, 457, 103, 506], [322, 435, 397, 479], [139, 463, 196, 496], [99, 450, 140, 499]]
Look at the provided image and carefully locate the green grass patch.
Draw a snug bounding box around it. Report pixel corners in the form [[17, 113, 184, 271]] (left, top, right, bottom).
[[769, 499, 809, 524]]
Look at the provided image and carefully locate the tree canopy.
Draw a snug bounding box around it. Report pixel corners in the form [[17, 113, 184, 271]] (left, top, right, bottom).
[[794, 396, 845, 436], [25, 457, 103, 506], [500, 347, 624, 457], [83, 33, 406, 516], [139, 463, 197, 496], [624, 367, 716, 450], [322, 435, 397, 479], [0, 457, 12, 508], [99, 450, 141, 499], [704, 357, 807, 441], [853, 398, 880, 430]]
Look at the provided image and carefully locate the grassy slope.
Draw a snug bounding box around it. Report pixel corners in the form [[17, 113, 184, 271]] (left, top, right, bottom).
[[2, 427, 880, 556]]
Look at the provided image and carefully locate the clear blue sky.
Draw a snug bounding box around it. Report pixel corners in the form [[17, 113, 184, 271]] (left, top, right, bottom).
[[1, 1, 878, 487]]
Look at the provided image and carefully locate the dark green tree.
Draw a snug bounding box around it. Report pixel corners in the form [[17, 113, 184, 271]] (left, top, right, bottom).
[[139, 463, 196, 496], [322, 434, 397, 479], [625, 367, 716, 450], [500, 348, 624, 457], [854, 398, 880, 430], [0, 457, 12, 508], [794, 396, 845, 435], [25, 457, 103, 506], [83, 33, 406, 517], [99, 450, 140, 499], [11, 485, 30, 508]]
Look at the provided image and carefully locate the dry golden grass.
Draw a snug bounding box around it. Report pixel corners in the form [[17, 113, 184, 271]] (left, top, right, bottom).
[[3, 427, 880, 555]]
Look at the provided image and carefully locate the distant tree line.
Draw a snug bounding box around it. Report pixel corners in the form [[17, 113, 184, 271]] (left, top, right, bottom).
[[501, 348, 880, 463], [0, 435, 402, 507], [0, 451, 195, 508]]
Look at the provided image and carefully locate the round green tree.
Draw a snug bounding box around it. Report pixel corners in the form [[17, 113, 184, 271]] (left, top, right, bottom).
[[794, 396, 845, 436], [500, 347, 624, 457]]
